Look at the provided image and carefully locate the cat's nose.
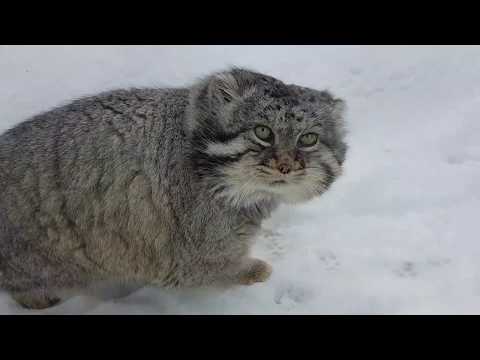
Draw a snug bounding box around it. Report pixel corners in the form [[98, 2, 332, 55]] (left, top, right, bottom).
[[275, 153, 295, 174], [277, 163, 291, 174]]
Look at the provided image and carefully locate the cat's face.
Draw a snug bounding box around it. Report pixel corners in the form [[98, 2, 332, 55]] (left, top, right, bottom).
[[188, 69, 347, 206]]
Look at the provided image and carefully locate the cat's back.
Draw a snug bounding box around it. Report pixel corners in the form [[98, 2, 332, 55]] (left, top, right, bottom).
[[0, 87, 190, 185], [0, 87, 189, 150]]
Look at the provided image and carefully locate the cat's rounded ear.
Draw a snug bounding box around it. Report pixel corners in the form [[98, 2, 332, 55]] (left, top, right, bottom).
[[331, 98, 346, 127], [207, 70, 256, 107], [209, 72, 241, 105], [309, 90, 346, 126], [330, 98, 348, 165], [186, 69, 256, 135]]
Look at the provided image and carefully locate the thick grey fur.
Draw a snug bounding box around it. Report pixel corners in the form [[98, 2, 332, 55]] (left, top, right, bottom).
[[0, 68, 347, 309]]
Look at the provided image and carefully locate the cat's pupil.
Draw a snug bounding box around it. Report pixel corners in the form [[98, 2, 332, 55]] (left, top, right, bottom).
[[256, 126, 271, 141]]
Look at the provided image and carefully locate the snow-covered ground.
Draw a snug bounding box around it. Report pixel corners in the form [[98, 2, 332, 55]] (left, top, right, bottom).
[[1, 45, 480, 314]]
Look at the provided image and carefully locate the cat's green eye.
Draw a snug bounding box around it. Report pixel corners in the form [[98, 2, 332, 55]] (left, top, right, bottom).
[[254, 125, 273, 142], [298, 133, 318, 147]]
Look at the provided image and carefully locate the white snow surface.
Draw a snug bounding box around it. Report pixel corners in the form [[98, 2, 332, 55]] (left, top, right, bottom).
[[1, 45, 480, 314]]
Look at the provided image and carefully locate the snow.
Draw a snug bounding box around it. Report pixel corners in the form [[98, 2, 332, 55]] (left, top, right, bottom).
[[1, 45, 480, 314]]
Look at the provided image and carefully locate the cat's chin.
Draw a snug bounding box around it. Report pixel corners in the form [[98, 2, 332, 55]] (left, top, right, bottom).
[[278, 192, 317, 205], [269, 185, 320, 205], [270, 180, 288, 185], [254, 180, 310, 203], [212, 178, 317, 207]]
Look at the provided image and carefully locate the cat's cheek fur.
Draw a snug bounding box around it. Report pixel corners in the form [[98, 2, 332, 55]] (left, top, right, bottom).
[[205, 137, 249, 157], [214, 157, 273, 207]]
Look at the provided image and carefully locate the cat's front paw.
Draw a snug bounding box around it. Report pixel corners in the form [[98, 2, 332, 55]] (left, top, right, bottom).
[[237, 259, 272, 285], [12, 290, 61, 310]]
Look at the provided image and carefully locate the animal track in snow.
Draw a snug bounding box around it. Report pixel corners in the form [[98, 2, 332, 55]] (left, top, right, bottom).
[[316, 251, 341, 271], [395, 261, 418, 278], [274, 283, 311, 309], [394, 258, 451, 278], [349, 67, 363, 75], [259, 229, 287, 260]]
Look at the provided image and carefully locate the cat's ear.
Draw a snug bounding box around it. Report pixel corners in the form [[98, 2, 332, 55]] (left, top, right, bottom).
[[330, 98, 348, 165], [186, 69, 256, 135], [331, 98, 346, 123], [209, 73, 241, 104], [208, 70, 256, 107], [309, 90, 346, 124]]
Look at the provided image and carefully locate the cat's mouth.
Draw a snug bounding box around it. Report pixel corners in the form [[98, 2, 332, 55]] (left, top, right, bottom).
[[270, 179, 288, 186], [254, 165, 307, 189]]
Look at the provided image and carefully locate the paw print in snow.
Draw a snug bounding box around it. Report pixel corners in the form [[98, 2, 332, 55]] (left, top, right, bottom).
[[260, 229, 286, 260], [394, 258, 451, 278], [274, 283, 310, 309], [317, 251, 340, 271], [349, 67, 363, 75], [427, 258, 451, 267], [395, 261, 418, 278]]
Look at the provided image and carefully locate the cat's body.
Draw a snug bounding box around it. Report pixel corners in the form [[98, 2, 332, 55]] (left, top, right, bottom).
[[0, 68, 347, 309]]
